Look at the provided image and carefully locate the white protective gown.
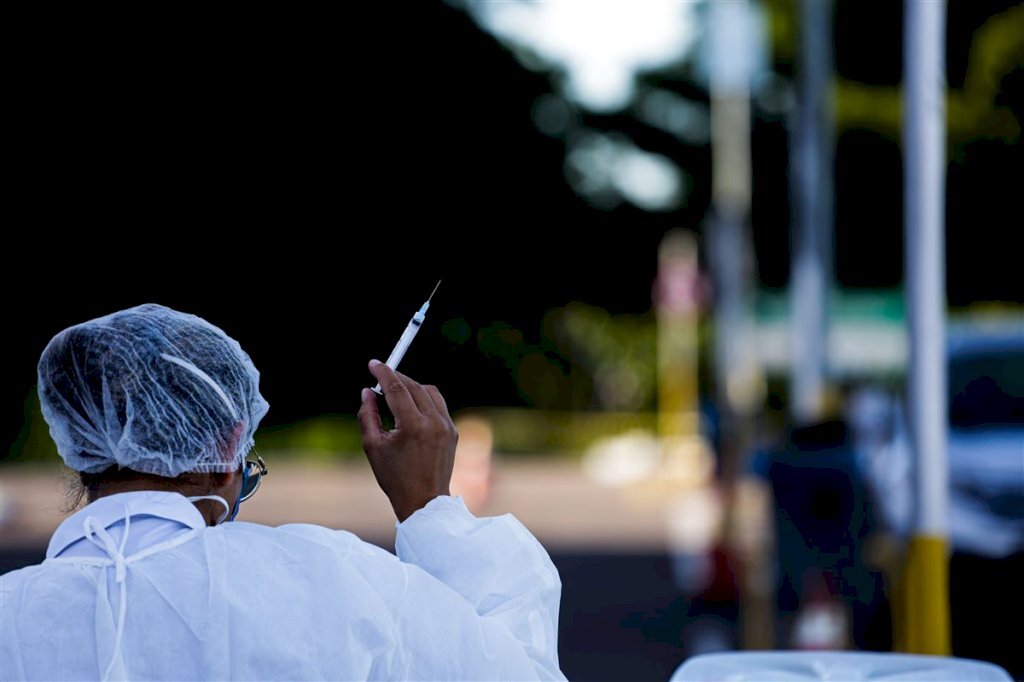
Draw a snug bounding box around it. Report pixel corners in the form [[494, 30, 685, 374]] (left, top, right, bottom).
[[0, 491, 565, 681]]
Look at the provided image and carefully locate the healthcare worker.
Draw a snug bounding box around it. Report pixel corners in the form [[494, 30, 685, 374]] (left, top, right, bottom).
[[0, 304, 565, 681]]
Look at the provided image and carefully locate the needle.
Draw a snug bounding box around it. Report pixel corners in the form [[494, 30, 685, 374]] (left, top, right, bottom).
[[371, 281, 442, 394]]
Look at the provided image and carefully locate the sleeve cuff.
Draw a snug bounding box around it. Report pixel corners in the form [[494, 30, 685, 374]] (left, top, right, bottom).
[[394, 494, 472, 530]]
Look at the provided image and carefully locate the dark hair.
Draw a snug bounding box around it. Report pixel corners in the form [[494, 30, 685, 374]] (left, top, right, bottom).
[[62, 462, 224, 512]]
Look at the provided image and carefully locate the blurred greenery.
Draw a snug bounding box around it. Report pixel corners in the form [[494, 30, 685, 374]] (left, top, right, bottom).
[[252, 416, 365, 460], [474, 303, 667, 411], [6, 387, 656, 463], [473, 408, 656, 455], [5, 300, 692, 465], [545, 303, 657, 411], [6, 390, 368, 466], [8, 390, 56, 464], [11, 299, 1019, 466], [765, 0, 1023, 147]]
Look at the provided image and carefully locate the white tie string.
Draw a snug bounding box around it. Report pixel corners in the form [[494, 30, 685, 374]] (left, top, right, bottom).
[[83, 506, 132, 681]]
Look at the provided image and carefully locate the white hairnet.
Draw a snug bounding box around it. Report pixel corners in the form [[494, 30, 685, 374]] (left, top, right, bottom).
[[37, 303, 270, 477]]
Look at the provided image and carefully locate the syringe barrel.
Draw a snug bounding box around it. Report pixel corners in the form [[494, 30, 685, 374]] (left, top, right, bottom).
[[385, 319, 420, 368], [372, 317, 422, 394]]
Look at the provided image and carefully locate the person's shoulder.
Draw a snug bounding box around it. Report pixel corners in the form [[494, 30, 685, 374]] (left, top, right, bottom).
[[0, 564, 31, 586], [0, 561, 55, 595], [212, 522, 409, 596], [217, 521, 393, 561]]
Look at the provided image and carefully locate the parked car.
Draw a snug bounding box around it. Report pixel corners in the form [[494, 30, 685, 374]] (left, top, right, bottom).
[[850, 323, 1023, 557], [849, 321, 1023, 676], [945, 328, 1024, 558]]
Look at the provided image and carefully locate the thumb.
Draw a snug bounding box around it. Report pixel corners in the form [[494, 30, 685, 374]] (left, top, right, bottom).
[[357, 388, 383, 449]]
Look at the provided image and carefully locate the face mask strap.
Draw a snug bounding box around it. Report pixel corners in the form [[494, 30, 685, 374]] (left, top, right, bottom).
[[229, 462, 250, 522], [186, 495, 230, 526]]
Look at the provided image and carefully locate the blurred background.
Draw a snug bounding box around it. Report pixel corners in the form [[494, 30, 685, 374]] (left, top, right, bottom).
[[2, 1, 1022, 680]]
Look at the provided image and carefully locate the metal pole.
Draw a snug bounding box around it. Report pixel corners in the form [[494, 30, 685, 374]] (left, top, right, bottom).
[[902, 0, 950, 656], [706, 0, 768, 649], [708, 0, 761, 444], [789, 0, 833, 424]]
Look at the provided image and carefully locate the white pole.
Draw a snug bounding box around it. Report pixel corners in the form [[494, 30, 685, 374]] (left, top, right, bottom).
[[902, 0, 950, 655], [790, 0, 833, 424], [708, 0, 760, 422]]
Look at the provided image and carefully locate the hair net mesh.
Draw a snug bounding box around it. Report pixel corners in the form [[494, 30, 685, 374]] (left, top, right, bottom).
[[37, 303, 270, 477]]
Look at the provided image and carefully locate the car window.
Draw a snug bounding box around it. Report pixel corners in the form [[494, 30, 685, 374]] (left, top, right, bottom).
[[948, 351, 1024, 428]]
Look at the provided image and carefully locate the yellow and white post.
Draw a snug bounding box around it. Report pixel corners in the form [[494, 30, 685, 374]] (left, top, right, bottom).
[[901, 0, 950, 655], [655, 230, 700, 454]]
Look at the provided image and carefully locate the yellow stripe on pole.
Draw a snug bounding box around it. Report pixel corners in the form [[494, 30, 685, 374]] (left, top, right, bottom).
[[901, 534, 950, 655]]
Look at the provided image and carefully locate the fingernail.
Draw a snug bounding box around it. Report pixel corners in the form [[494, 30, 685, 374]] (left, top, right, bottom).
[[369, 359, 381, 367], [361, 388, 372, 401]]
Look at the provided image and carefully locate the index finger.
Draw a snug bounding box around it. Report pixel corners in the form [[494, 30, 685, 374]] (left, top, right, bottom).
[[369, 359, 420, 423]]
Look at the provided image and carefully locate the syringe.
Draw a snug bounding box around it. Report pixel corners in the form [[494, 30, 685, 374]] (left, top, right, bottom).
[[372, 280, 441, 395]]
